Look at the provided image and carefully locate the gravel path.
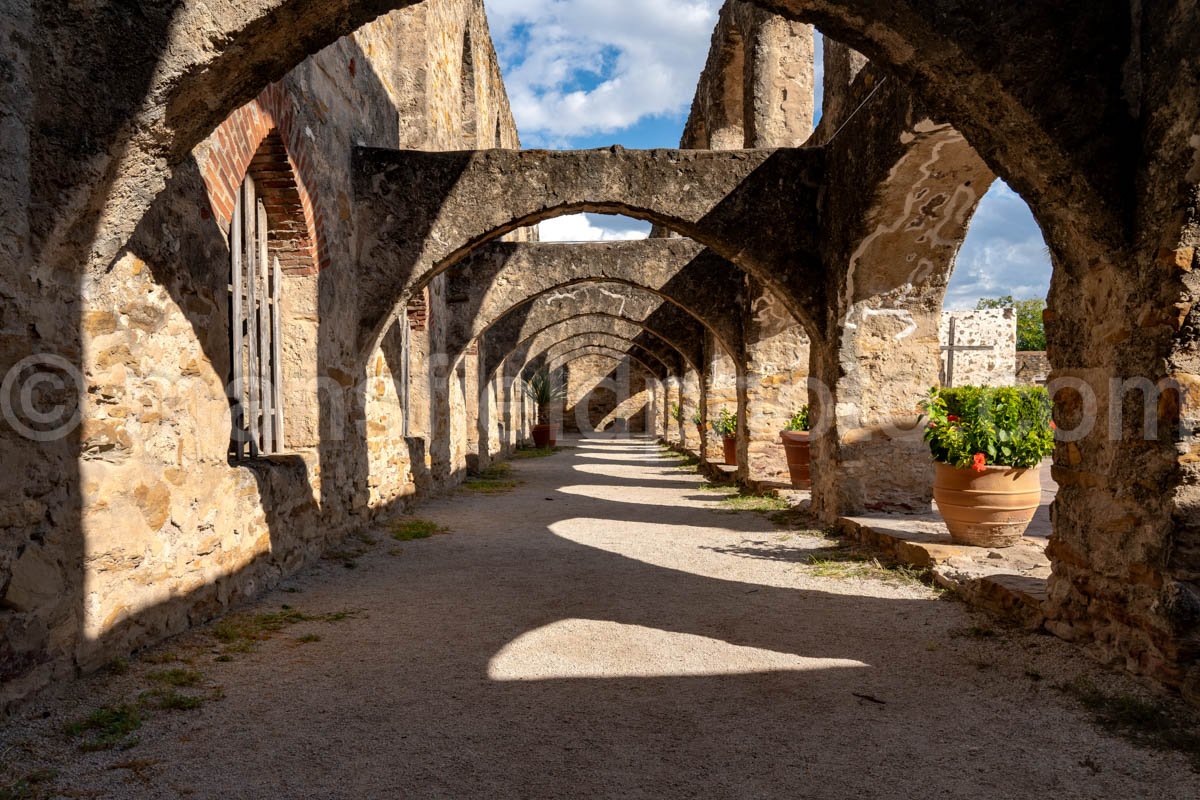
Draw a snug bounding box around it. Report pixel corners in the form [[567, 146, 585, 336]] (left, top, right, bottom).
[[3, 436, 1199, 798]]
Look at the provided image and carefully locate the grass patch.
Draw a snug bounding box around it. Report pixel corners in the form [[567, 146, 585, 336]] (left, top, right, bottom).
[[719, 492, 790, 512], [1061, 675, 1200, 768], [391, 518, 448, 541], [63, 705, 142, 752], [296, 634, 322, 643], [208, 606, 360, 655], [699, 483, 792, 513], [147, 668, 204, 688], [513, 446, 558, 459], [140, 650, 189, 665], [139, 688, 205, 711], [801, 546, 928, 587], [0, 770, 56, 800], [462, 463, 522, 494]]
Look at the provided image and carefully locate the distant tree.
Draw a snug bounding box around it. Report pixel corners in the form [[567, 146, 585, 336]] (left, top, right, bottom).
[[975, 296, 1047, 351]]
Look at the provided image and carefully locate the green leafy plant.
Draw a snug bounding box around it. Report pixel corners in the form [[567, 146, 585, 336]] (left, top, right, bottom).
[[711, 407, 738, 437], [670, 402, 684, 423], [691, 409, 703, 426], [784, 405, 810, 432], [521, 367, 566, 426], [976, 296, 1047, 351], [921, 386, 1054, 470]]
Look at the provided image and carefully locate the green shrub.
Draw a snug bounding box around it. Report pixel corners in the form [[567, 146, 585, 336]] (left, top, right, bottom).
[[670, 402, 684, 423], [784, 406, 810, 432], [711, 407, 737, 437], [691, 409, 703, 426], [921, 386, 1054, 469]]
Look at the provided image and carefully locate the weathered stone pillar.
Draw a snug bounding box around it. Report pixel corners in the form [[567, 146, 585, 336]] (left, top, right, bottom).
[[820, 38, 869, 136], [1040, 237, 1200, 702], [743, 11, 815, 147], [742, 277, 812, 484]]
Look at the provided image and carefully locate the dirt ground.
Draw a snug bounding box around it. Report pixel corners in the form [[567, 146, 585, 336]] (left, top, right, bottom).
[[2, 437, 1198, 799]]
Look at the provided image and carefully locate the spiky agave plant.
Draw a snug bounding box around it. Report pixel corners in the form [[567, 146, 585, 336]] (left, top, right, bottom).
[[522, 367, 567, 426]]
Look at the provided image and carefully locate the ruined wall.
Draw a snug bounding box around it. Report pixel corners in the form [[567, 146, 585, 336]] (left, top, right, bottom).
[[745, 279, 811, 483], [938, 309, 1017, 388], [680, 1, 814, 476], [563, 356, 653, 435], [1, 0, 519, 711]]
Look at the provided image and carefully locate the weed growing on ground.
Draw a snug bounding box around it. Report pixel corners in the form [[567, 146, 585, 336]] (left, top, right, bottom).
[[719, 492, 790, 512], [801, 546, 928, 588], [1060, 675, 1200, 769], [391, 519, 448, 541], [139, 688, 204, 712], [462, 462, 522, 494], [513, 446, 561, 459], [63, 705, 142, 752], [209, 606, 354, 654], [146, 668, 203, 688], [0, 769, 56, 800], [296, 634, 322, 644]]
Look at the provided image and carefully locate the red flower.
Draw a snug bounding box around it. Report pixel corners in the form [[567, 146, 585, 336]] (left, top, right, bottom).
[[947, 415, 959, 423], [971, 453, 987, 472], [1049, 420, 1057, 431]]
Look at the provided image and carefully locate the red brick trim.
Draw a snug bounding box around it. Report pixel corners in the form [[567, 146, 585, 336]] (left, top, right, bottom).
[[201, 82, 327, 275]]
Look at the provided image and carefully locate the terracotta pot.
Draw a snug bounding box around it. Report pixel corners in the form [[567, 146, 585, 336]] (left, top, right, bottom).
[[780, 430, 812, 489], [933, 461, 1042, 548], [722, 435, 738, 466], [532, 424, 552, 449], [695, 423, 704, 440]]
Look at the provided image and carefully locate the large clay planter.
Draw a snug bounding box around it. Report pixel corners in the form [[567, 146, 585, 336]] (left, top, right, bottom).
[[532, 424, 552, 449], [722, 435, 738, 466], [933, 462, 1042, 548], [780, 430, 811, 489]]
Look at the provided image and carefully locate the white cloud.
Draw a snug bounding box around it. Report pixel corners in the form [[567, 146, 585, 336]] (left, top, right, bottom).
[[538, 213, 651, 242], [486, 0, 722, 143], [945, 181, 1052, 309]]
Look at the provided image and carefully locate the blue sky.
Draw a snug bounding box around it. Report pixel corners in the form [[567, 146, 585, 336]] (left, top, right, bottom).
[[484, 0, 1050, 307]]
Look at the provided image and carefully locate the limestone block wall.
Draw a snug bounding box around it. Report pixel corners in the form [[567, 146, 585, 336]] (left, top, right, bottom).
[[1016, 352, 1050, 386], [939, 309, 1018, 388], [745, 285, 811, 483], [1, 0, 519, 711], [706, 332, 740, 463], [564, 356, 654, 435]]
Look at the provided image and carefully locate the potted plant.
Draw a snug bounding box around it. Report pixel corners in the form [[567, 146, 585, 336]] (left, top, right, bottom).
[[921, 386, 1055, 548], [523, 367, 566, 449], [691, 409, 704, 439], [712, 407, 738, 466], [671, 402, 684, 427], [780, 406, 812, 489]]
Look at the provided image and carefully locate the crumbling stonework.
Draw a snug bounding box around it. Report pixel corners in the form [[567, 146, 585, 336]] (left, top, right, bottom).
[[2, 0, 517, 710], [6, 0, 1200, 711], [938, 309, 1017, 388]]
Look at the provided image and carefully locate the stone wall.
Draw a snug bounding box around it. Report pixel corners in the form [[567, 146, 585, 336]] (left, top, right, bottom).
[[1016, 351, 1051, 386], [939, 309, 1017, 388], [563, 356, 654, 435], [1, 0, 518, 711]]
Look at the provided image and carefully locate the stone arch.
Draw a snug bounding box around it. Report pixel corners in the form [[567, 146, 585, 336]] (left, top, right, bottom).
[[201, 85, 327, 275], [755, 0, 1129, 255], [353, 147, 824, 352], [546, 348, 664, 436], [497, 317, 685, 373], [443, 239, 748, 364], [511, 330, 674, 382], [478, 285, 711, 378]]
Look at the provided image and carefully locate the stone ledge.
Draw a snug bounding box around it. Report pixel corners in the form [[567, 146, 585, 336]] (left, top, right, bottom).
[[837, 513, 1051, 629]]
